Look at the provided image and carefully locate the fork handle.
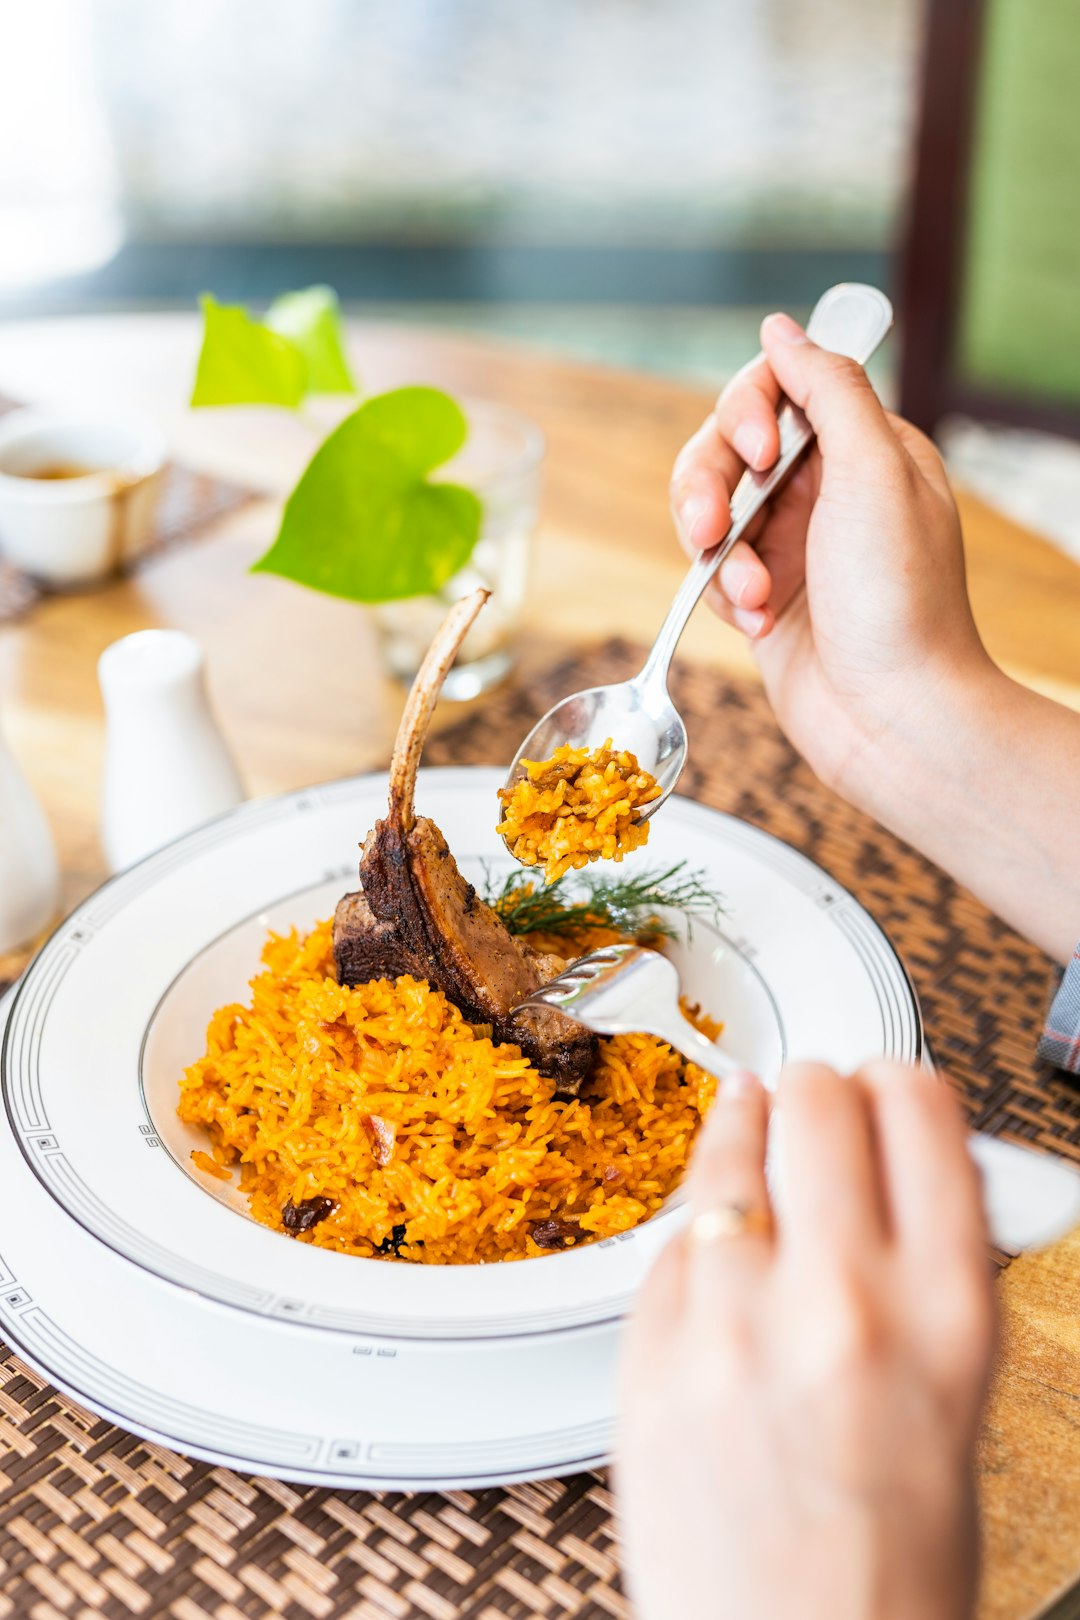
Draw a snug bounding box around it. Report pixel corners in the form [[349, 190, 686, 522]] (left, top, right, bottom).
[[968, 1134, 1080, 1255], [650, 1012, 744, 1083], [655, 1010, 1080, 1253]]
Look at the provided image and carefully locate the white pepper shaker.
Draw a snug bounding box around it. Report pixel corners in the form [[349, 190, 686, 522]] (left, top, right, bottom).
[[0, 717, 61, 953], [98, 630, 245, 872]]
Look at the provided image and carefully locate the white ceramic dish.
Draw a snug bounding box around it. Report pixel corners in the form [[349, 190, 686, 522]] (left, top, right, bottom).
[[0, 987, 614, 1488], [0, 767, 923, 1484], [2, 769, 919, 1340], [0, 408, 165, 584]]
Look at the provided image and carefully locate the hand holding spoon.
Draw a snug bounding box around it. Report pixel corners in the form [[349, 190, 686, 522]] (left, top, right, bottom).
[[501, 284, 894, 842]]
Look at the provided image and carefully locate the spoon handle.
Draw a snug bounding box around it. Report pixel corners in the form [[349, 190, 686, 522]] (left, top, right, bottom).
[[637, 283, 894, 690]]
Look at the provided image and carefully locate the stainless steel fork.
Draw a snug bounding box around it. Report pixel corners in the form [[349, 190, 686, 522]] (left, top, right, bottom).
[[515, 942, 744, 1082], [516, 944, 1080, 1254]]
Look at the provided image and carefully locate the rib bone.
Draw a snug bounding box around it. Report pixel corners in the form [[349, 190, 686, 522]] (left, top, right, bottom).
[[334, 590, 596, 1087]]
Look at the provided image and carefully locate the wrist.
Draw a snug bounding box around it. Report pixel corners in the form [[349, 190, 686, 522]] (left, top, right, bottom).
[[839, 656, 1080, 961], [838, 652, 1006, 839]]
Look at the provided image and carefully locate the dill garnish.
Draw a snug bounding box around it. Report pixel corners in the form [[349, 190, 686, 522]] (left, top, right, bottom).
[[482, 861, 725, 941]]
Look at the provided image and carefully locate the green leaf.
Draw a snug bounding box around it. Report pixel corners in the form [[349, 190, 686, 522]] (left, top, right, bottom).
[[190, 294, 306, 407], [252, 386, 483, 602], [265, 285, 357, 394]]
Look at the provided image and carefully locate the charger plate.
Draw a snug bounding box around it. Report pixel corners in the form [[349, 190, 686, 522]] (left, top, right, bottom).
[[0, 767, 920, 1484]]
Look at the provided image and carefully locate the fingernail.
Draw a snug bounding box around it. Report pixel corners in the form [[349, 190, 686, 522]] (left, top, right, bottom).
[[764, 312, 806, 346], [734, 606, 768, 637], [733, 421, 767, 468], [679, 493, 712, 547], [721, 1068, 758, 1099]]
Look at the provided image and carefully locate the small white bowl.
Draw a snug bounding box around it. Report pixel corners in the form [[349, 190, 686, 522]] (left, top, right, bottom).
[[0, 408, 167, 586]]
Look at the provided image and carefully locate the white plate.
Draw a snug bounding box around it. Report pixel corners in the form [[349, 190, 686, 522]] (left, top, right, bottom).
[[0, 768, 922, 1484], [0, 988, 616, 1488], [2, 769, 920, 1345]]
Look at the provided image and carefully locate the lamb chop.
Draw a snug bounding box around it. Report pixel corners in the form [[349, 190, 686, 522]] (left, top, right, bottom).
[[333, 588, 597, 1089]]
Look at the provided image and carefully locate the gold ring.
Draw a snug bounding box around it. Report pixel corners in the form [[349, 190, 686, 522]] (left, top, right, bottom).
[[686, 1202, 772, 1247]]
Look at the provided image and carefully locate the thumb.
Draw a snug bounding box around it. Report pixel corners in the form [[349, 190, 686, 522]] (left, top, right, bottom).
[[760, 312, 898, 468]]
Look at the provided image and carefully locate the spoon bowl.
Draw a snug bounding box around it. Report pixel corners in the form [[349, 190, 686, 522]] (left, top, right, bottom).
[[503, 674, 687, 816], [501, 282, 895, 856]]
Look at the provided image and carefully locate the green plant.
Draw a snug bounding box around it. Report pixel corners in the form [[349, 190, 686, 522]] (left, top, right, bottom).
[[190, 286, 482, 602], [191, 288, 356, 405], [484, 861, 726, 941]]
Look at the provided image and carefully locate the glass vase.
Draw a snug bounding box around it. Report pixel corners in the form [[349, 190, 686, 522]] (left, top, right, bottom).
[[372, 399, 544, 701]]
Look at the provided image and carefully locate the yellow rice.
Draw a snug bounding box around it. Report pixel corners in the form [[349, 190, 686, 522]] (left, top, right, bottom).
[[496, 740, 662, 884], [178, 918, 718, 1264]]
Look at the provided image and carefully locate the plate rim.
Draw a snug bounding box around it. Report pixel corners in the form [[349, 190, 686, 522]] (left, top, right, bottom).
[[0, 1281, 611, 1490]]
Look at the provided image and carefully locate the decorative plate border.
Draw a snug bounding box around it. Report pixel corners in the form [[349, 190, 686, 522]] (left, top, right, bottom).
[[0, 1247, 611, 1488]]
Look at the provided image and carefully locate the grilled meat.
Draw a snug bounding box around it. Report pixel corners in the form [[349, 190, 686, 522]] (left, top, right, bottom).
[[333, 590, 596, 1089], [332, 889, 423, 985]]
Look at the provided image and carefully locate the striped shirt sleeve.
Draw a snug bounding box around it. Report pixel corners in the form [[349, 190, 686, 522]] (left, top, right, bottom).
[[1038, 944, 1080, 1074]]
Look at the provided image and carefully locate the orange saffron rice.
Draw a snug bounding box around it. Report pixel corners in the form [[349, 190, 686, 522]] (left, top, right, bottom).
[[178, 918, 718, 1264], [496, 740, 662, 884]]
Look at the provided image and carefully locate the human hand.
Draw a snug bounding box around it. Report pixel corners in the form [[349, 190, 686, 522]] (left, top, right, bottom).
[[617, 1063, 996, 1620], [669, 316, 997, 804]]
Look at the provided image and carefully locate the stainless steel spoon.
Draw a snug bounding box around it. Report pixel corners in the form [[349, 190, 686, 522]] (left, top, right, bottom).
[[501, 283, 894, 841]]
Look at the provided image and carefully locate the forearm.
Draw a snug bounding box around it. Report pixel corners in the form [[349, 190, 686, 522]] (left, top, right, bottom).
[[850, 663, 1080, 964]]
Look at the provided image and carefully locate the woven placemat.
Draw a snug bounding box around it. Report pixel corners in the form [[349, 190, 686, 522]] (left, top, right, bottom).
[[1, 639, 1076, 1620], [0, 395, 258, 624], [427, 641, 1080, 1159]]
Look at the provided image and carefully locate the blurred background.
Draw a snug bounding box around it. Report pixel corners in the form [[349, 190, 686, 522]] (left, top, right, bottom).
[[0, 0, 1077, 556], [0, 0, 909, 382]]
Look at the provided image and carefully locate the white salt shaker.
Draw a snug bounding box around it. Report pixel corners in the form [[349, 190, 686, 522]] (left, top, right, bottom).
[[98, 630, 245, 872], [0, 718, 61, 953]]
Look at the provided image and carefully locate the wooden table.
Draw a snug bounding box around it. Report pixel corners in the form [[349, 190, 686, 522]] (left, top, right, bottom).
[[1, 314, 1079, 1620]]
